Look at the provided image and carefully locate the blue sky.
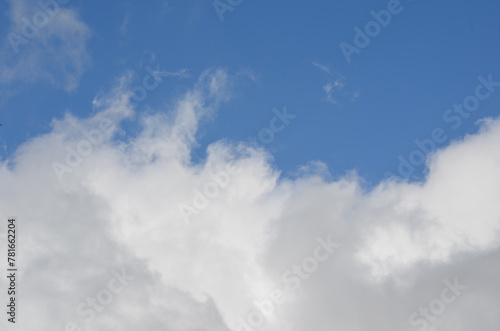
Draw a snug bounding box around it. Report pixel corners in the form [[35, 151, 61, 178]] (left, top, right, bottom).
[[2, 1, 500, 330], [2, 0, 500, 185]]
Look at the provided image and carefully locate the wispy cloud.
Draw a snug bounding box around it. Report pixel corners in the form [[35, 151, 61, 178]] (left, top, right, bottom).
[[120, 14, 129, 36], [312, 61, 358, 105], [0, 0, 92, 92], [312, 61, 332, 75]]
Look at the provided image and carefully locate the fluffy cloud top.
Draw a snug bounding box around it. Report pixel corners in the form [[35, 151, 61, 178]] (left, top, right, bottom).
[[0, 68, 499, 330]]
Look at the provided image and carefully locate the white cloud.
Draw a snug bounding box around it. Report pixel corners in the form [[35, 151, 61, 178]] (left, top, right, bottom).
[[0, 0, 91, 92], [0, 68, 499, 330]]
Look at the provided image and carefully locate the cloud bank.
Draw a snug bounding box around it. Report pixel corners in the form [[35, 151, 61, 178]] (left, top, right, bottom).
[[0, 68, 499, 330]]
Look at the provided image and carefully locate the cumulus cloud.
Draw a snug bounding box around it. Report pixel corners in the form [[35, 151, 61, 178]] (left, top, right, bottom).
[[0, 68, 499, 330], [0, 0, 91, 92]]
